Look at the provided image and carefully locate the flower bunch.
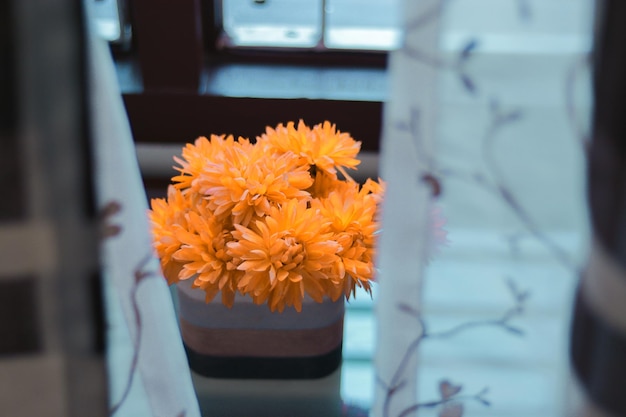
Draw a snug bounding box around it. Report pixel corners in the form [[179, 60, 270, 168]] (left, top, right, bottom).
[[149, 120, 384, 312]]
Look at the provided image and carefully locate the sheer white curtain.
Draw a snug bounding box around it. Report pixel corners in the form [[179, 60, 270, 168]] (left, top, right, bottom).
[[85, 4, 201, 416], [374, 0, 593, 416]]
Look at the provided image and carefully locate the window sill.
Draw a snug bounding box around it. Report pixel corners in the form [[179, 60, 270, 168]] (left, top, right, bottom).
[[116, 58, 387, 154]]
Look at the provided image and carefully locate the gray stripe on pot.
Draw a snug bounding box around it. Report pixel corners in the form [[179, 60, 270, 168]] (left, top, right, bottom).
[[176, 276, 345, 330]]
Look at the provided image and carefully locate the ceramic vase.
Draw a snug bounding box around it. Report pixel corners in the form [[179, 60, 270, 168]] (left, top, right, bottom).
[[176, 278, 345, 379]]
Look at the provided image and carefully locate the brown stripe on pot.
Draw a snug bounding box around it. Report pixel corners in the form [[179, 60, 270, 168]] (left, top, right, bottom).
[[180, 317, 344, 358]]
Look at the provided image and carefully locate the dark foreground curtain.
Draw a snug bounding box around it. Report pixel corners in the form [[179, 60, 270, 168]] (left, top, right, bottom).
[[571, 1, 626, 416], [0, 1, 107, 416]]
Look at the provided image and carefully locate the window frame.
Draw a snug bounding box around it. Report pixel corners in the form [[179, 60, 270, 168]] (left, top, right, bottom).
[[117, 0, 388, 173]]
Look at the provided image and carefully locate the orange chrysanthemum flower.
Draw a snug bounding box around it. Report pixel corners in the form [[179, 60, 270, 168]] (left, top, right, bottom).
[[171, 135, 236, 191], [148, 185, 191, 284], [313, 181, 381, 300], [258, 120, 361, 180], [227, 199, 341, 312], [194, 143, 313, 227], [171, 205, 242, 307], [146, 121, 436, 312], [307, 169, 343, 199], [310, 121, 362, 178]]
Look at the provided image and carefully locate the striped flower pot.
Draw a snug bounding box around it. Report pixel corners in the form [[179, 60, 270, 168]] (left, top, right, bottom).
[[175, 278, 345, 379]]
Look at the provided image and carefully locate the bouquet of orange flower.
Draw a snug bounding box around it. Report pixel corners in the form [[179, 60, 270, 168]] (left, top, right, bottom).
[[148, 120, 384, 313]]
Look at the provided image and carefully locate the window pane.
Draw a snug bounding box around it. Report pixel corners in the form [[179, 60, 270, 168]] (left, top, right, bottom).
[[222, 0, 323, 48], [91, 0, 126, 43], [325, 0, 401, 51]]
